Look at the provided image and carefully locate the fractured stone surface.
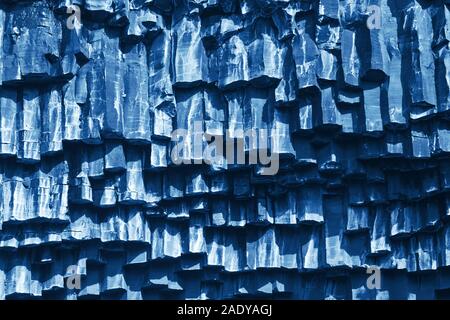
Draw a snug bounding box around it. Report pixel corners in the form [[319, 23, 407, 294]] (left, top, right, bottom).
[[0, 0, 449, 300]]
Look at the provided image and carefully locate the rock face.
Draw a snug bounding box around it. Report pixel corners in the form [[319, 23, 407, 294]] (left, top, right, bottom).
[[0, 0, 449, 300]]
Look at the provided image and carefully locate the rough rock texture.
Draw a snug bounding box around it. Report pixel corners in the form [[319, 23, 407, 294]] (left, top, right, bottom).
[[0, 0, 450, 300]]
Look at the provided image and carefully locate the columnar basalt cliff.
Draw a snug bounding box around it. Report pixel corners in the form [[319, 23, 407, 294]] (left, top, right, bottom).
[[0, 0, 450, 300]]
